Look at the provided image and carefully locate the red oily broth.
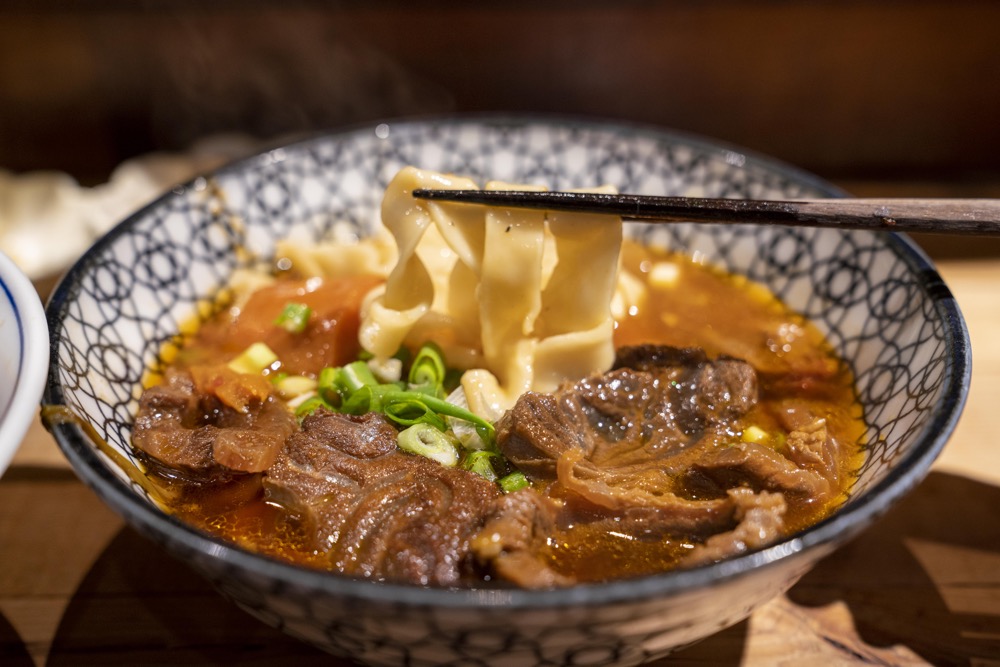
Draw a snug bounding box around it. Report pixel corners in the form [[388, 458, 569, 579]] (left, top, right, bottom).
[[144, 239, 867, 582]]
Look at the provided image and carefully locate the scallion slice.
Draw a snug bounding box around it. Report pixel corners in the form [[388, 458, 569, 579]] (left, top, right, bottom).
[[408, 342, 447, 396], [463, 450, 502, 482], [498, 471, 529, 493], [397, 423, 460, 467], [274, 302, 311, 334]]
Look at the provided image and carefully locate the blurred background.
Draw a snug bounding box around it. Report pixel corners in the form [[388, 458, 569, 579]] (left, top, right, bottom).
[[2, 0, 1000, 273]]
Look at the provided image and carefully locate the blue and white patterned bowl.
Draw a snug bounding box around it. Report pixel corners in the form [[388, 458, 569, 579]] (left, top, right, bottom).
[[43, 117, 970, 665], [0, 249, 48, 479]]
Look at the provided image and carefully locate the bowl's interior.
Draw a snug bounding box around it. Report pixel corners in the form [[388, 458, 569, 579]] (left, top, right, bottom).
[[0, 250, 48, 477], [44, 117, 969, 593], [0, 276, 25, 419]]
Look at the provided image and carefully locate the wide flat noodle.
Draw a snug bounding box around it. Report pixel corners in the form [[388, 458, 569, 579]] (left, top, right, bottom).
[[533, 185, 620, 392], [275, 224, 396, 280], [357, 167, 624, 411], [478, 180, 547, 399], [358, 168, 477, 359]]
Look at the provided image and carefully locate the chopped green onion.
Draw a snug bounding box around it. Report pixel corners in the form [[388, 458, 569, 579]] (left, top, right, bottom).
[[333, 361, 381, 394], [463, 450, 502, 482], [305, 343, 500, 471], [382, 393, 449, 431], [316, 366, 340, 404], [227, 342, 279, 375], [498, 471, 529, 493], [339, 384, 398, 415], [384, 391, 495, 449], [397, 423, 459, 467], [408, 342, 447, 395], [274, 302, 312, 334]]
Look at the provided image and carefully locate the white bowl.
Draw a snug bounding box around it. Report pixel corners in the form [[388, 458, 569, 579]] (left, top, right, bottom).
[[0, 249, 49, 478]]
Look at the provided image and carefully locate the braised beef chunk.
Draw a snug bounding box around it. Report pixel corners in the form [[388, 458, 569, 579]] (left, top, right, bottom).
[[133, 370, 213, 472], [477, 345, 842, 586], [494, 391, 594, 480], [471, 490, 572, 588], [784, 417, 842, 492], [554, 447, 737, 537], [691, 411, 843, 503], [612, 345, 756, 422], [693, 441, 834, 500], [682, 488, 787, 567], [498, 345, 759, 481], [263, 410, 502, 586], [612, 344, 709, 372], [132, 367, 296, 479]]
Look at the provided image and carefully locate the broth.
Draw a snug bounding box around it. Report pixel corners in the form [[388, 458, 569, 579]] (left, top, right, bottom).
[[136, 239, 866, 585]]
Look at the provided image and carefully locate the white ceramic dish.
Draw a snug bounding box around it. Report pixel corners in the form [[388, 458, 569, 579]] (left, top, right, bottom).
[[0, 249, 48, 478]]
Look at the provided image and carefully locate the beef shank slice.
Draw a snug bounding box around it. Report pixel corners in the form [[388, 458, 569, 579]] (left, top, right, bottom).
[[263, 410, 502, 586]]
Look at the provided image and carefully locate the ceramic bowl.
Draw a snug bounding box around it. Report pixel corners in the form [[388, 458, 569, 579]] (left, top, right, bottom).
[[43, 116, 970, 665], [0, 249, 48, 478]]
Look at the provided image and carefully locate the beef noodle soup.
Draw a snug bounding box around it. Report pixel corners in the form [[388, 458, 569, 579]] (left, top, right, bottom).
[[131, 168, 866, 588]]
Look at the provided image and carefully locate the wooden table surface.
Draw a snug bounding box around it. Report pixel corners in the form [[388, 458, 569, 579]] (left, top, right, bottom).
[[2, 237, 999, 666]]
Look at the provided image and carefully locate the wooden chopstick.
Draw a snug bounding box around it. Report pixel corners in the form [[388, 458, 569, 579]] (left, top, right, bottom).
[[410, 189, 1000, 236]]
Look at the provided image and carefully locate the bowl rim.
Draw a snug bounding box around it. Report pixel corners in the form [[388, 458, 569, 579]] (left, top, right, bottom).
[[0, 249, 49, 478], [43, 113, 971, 609]]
